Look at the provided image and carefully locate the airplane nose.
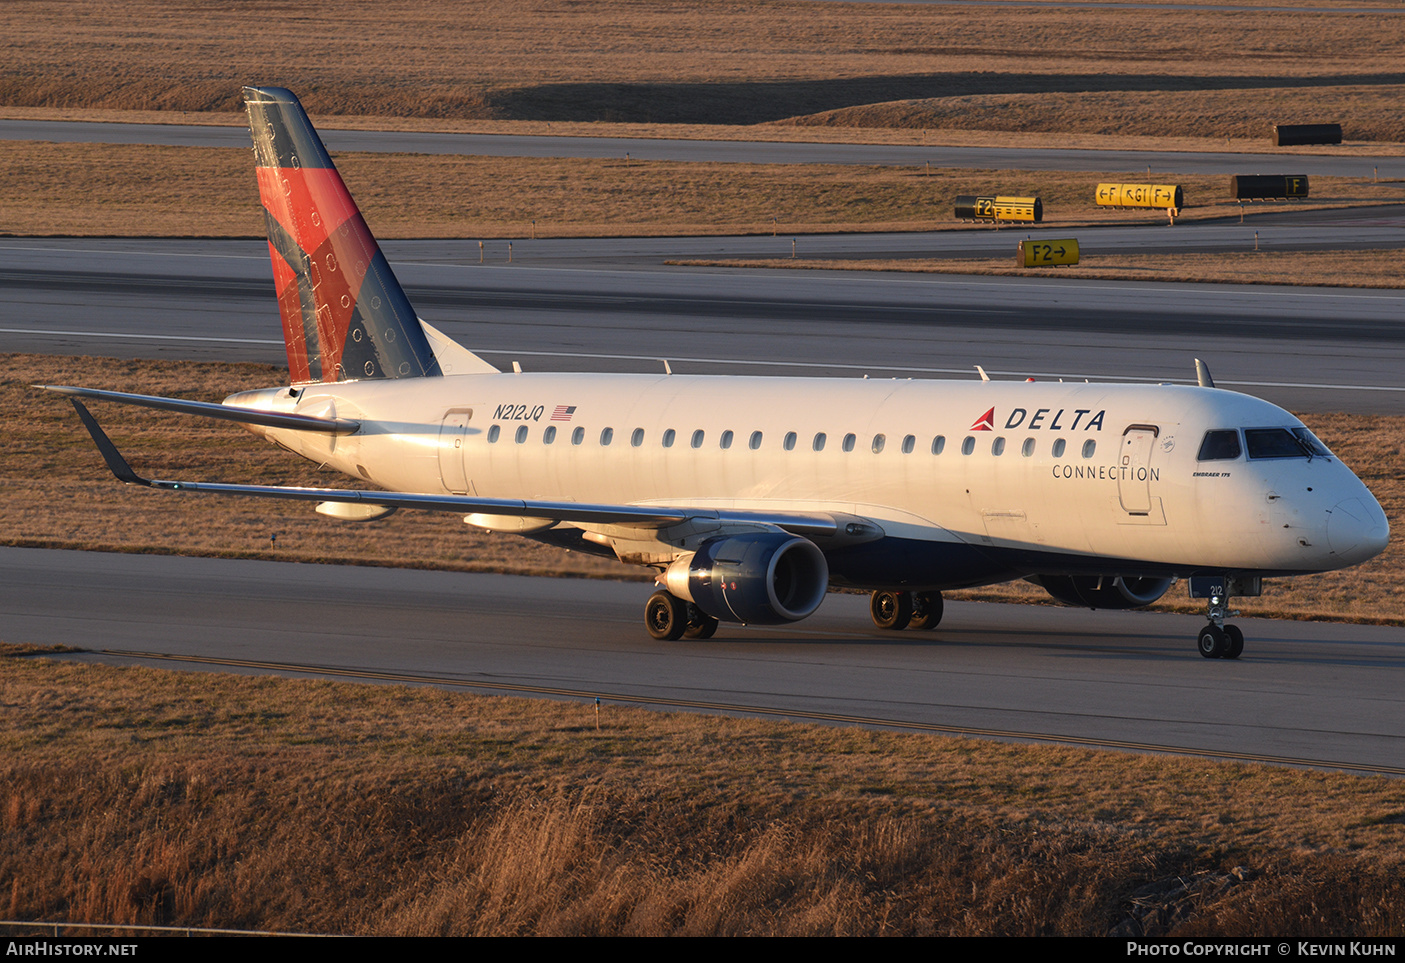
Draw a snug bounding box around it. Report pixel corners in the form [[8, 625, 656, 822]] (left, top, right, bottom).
[[1326, 497, 1390, 565]]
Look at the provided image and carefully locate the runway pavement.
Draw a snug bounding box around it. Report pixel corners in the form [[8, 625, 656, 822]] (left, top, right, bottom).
[[4, 548, 1401, 774]]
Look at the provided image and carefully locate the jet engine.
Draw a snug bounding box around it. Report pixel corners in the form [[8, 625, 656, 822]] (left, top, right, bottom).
[[1029, 575, 1174, 610], [664, 533, 829, 624]]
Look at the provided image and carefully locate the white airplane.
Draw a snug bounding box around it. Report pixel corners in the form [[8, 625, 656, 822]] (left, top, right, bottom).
[[47, 86, 1389, 658]]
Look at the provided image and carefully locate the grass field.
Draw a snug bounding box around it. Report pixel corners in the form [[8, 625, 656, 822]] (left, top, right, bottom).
[[4, 647, 1405, 936], [2, 140, 1400, 254], [4, 354, 1402, 624], [2, 0, 1403, 140]]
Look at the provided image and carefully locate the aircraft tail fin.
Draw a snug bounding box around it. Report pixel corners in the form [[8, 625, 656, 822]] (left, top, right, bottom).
[[244, 87, 494, 383]]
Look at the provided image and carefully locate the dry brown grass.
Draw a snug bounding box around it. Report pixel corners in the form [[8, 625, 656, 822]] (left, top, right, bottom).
[[789, 83, 1405, 142], [4, 652, 1405, 935], [1, 0, 1403, 140], [4, 354, 1403, 624], [3, 139, 1399, 239]]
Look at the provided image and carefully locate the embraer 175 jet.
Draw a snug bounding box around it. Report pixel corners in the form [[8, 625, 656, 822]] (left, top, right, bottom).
[[47, 87, 1389, 659]]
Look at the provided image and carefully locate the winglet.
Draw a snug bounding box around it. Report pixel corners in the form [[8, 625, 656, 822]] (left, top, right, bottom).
[[975, 365, 991, 382], [1194, 358, 1216, 388], [66, 398, 150, 486]]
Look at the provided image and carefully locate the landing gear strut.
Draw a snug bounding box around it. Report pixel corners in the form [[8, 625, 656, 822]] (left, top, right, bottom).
[[1190, 576, 1258, 660], [683, 603, 719, 640], [870, 590, 943, 631]]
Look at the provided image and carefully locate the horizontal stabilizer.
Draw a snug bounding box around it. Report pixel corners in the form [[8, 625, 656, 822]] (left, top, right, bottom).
[[41, 385, 361, 434]]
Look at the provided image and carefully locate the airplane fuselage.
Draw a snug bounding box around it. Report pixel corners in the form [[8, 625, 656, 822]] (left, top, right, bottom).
[[230, 372, 1387, 591]]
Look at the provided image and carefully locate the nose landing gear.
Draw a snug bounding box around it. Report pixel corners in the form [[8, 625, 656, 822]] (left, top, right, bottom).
[[1189, 576, 1259, 659]]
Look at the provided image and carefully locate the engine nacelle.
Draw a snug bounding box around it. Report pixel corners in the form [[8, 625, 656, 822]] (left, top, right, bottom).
[[665, 533, 829, 624], [1030, 575, 1174, 610]]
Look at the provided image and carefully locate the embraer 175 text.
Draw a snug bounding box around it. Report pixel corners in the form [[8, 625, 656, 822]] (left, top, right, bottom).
[[46, 87, 1389, 659]]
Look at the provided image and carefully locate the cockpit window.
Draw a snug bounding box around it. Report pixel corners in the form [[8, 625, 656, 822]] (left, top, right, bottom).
[[1197, 429, 1241, 461], [1245, 428, 1307, 459]]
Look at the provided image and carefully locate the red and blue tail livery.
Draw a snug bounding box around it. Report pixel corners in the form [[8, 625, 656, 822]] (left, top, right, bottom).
[[244, 86, 440, 385]]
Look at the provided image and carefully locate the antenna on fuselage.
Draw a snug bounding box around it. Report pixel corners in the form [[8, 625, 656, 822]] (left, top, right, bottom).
[[662, 359, 673, 375], [1195, 358, 1215, 388], [975, 365, 990, 382]]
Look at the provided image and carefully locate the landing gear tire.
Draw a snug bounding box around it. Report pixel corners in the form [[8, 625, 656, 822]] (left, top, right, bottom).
[[682, 604, 720, 640], [645, 590, 688, 641], [871, 590, 913, 631], [909, 591, 944, 630], [1197, 624, 1227, 659], [1223, 624, 1244, 660]]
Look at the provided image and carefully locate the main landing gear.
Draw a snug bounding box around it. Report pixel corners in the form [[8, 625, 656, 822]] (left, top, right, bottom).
[[645, 590, 719, 641], [870, 590, 943, 631]]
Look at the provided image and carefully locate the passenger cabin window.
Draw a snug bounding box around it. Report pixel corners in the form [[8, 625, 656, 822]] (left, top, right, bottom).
[[691, 430, 705, 449], [902, 435, 915, 454], [662, 429, 676, 448], [1081, 439, 1096, 458], [1245, 428, 1312, 459], [991, 437, 1005, 456], [487, 425, 501, 443], [600, 427, 614, 446], [749, 431, 763, 450], [543, 426, 556, 444], [871, 434, 886, 454], [961, 436, 975, 455], [720, 430, 734, 450], [1021, 438, 1035, 457], [631, 428, 645, 447], [515, 425, 528, 444], [813, 432, 826, 452], [1051, 439, 1066, 458], [784, 432, 797, 451], [842, 433, 856, 453], [931, 435, 945, 455], [1197, 430, 1241, 461], [572, 427, 585, 445]]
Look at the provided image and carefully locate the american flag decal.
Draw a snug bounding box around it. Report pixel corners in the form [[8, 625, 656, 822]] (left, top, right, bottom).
[[550, 405, 577, 421]]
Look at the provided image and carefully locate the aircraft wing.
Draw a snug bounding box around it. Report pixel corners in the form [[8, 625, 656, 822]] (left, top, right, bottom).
[[42, 385, 361, 434], [60, 394, 854, 537]]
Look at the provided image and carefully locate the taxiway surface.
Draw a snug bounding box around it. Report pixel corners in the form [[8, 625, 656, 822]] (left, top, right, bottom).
[[4, 233, 1403, 414], [4, 548, 1401, 773], [2, 119, 1402, 179]]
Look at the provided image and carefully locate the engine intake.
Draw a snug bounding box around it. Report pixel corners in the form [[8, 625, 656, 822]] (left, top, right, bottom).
[[1031, 575, 1174, 610], [665, 533, 829, 624]]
